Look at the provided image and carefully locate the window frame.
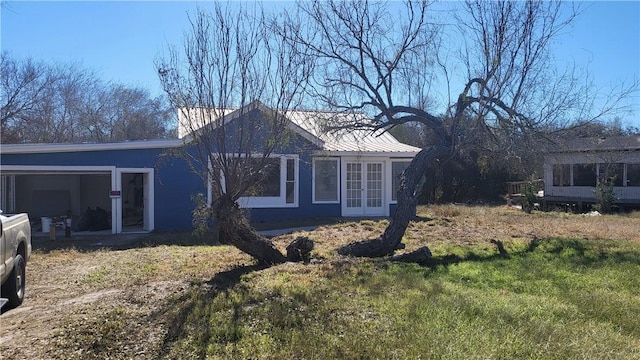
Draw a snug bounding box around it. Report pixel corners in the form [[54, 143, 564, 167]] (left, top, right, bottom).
[[215, 154, 299, 208], [312, 157, 340, 204], [391, 161, 412, 203], [627, 163, 640, 187], [572, 163, 597, 187], [552, 164, 571, 187]]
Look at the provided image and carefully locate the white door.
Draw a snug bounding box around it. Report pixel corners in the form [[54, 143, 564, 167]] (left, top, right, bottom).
[[116, 168, 154, 233], [142, 173, 150, 231], [343, 161, 385, 216]]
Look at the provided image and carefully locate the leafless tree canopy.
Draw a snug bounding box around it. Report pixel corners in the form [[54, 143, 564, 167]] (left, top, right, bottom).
[[156, 1, 636, 260], [1, 52, 173, 144], [158, 4, 313, 202], [157, 4, 314, 264], [275, 0, 638, 257], [283, 1, 636, 145]]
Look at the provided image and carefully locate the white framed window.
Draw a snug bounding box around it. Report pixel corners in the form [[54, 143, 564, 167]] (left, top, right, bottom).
[[628, 163, 640, 187], [313, 158, 340, 203], [233, 155, 298, 208], [391, 161, 411, 202]]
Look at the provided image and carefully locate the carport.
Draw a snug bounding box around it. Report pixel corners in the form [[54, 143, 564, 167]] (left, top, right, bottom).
[[1, 139, 201, 233], [1, 165, 154, 234]]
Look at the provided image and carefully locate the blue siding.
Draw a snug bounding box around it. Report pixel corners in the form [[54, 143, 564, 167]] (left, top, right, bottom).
[[247, 152, 342, 222], [152, 152, 205, 231], [1, 147, 205, 232], [1, 142, 342, 231], [2, 149, 161, 168], [204, 111, 337, 222]]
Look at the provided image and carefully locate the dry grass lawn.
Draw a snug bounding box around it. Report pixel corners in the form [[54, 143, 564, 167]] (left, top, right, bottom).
[[0, 205, 638, 359]]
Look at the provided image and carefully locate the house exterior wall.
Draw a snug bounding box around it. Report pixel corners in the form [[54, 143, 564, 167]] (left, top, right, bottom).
[[246, 152, 342, 222], [1, 147, 203, 232], [1, 101, 420, 232], [245, 155, 411, 221], [1, 144, 417, 232], [543, 151, 640, 204]]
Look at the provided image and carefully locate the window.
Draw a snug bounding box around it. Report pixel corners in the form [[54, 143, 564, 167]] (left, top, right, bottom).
[[367, 163, 383, 207], [599, 163, 624, 186], [573, 164, 597, 187], [235, 155, 298, 208], [552, 164, 571, 186], [246, 158, 280, 197], [313, 158, 339, 203], [391, 161, 411, 201], [628, 164, 640, 187], [286, 158, 295, 204], [346, 163, 362, 208]]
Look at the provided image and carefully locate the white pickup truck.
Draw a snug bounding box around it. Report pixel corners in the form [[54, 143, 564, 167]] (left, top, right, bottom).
[[1, 212, 31, 310]]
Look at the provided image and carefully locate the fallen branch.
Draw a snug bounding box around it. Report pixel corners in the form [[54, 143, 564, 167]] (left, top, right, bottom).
[[389, 246, 433, 264]]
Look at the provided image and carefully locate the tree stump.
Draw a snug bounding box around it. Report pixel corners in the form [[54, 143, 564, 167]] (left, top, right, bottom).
[[286, 236, 314, 263]]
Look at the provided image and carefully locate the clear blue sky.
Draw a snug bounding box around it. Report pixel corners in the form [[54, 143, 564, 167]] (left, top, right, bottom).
[[2, 1, 639, 127]]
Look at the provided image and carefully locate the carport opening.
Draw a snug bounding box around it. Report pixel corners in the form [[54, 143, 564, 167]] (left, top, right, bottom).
[[1, 172, 112, 234]]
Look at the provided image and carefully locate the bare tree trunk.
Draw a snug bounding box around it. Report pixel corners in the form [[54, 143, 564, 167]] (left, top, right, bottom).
[[214, 195, 288, 265], [338, 146, 449, 257]]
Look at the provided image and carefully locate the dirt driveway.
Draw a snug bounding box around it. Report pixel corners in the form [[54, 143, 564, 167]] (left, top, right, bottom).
[[0, 231, 240, 359]]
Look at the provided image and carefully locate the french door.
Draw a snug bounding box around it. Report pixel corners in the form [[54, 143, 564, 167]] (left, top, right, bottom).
[[343, 161, 385, 216]]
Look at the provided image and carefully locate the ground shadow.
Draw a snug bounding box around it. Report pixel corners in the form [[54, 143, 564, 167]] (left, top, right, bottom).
[[205, 263, 269, 292], [411, 215, 435, 223], [31, 231, 221, 254], [156, 262, 268, 358], [152, 235, 640, 357], [410, 237, 640, 269]]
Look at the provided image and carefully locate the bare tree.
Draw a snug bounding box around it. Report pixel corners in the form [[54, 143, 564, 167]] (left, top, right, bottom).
[[157, 4, 314, 264], [1, 52, 173, 144], [278, 0, 637, 258], [1, 53, 57, 142], [76, 84, 173, 142]]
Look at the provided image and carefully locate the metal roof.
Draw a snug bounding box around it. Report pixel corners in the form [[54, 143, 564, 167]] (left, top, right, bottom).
[[178, 101, 323, 147], [2, 101, 422, 156], [179, 101, 422, 155], [286, 110, 422, 154], [549, 136, 640, 153]]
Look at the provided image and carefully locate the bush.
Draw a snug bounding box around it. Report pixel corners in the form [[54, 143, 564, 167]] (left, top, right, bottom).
[[594, 178, 616, 214], [521, 181, 538, 214]]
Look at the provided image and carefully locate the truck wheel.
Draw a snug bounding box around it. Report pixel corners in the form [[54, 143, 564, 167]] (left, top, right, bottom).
[[2, 254, 26, 309]]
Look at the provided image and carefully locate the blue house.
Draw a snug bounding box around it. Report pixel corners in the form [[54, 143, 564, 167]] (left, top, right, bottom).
[[1, 102, 420, 234]]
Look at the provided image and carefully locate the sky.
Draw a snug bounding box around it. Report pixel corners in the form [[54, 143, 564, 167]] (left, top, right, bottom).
[[1, 1, 639, 128]]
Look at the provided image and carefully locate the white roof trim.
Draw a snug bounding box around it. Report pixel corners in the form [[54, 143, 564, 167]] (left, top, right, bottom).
[[1, 139, 184, 154], [313, 150, 420, 157]]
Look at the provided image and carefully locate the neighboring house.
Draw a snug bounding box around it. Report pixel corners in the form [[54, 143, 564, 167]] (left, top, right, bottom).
[[0, 101, 421, 234], [543, 135, 640, 210]]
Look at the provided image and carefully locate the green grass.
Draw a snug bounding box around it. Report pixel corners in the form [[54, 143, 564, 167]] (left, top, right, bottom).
[[161, 237, 640, 359], [29, 206, 639, 359]]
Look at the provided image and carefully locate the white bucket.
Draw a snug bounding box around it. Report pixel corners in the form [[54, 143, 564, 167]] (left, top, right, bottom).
[[41, 217, 52, 232]]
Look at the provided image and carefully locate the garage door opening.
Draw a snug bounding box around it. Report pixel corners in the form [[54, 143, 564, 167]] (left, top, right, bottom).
[[2, 166, 154, 234], [1, 172, 112, 233]]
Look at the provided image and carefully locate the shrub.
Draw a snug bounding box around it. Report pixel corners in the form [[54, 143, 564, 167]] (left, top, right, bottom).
[[594, 177, 616, 214]]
